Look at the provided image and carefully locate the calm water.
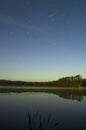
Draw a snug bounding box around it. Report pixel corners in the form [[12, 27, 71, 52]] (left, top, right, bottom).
[[0, 88, 86, 130]]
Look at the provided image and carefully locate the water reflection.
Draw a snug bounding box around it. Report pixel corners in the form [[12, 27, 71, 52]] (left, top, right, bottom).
[[0, 90, 86, 130], [0, 88, 85, 101], [53, 89, 83, 102]]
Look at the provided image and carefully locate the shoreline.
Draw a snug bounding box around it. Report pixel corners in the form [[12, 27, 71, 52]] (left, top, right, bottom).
[[0, 86, 86, 90]]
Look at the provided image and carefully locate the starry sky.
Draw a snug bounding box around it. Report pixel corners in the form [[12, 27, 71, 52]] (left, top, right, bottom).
[[0, 0, 86, 81]]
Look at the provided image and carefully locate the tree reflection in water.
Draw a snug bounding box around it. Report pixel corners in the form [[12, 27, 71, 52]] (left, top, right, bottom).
[[54, 89, 83, 102], [0, 88, 85, 102]]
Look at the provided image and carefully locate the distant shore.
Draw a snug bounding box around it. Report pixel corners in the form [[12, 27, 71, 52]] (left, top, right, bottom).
[[0, 75, 86, 88], [0, 86, 86, 90]]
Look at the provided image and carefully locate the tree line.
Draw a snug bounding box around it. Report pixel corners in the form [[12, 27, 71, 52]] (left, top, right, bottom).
[[0, 75, 86, 87]]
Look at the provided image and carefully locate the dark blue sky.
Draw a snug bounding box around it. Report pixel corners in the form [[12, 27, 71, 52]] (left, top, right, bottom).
[[0, 0, 86, 81]]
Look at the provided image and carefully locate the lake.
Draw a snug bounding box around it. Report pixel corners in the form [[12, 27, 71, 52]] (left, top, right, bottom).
[[0, 88, 86, 130]]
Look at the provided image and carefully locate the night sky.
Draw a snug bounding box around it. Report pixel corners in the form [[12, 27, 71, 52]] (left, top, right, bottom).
[[0, 0, 86, 81]]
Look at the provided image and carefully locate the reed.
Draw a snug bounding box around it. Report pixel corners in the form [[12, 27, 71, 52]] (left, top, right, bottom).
[[27, 111, 61, 130]]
